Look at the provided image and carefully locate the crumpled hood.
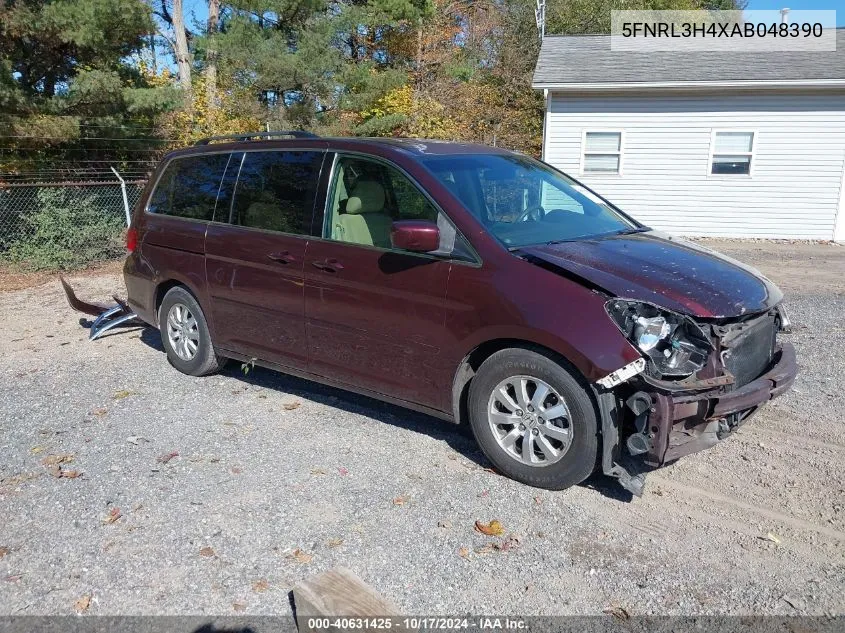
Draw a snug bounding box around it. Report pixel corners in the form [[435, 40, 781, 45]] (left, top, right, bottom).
[[518, 231, 782, 318]]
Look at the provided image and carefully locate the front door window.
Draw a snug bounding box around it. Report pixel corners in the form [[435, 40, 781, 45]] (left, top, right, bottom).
[[324, 155, 474, 260]]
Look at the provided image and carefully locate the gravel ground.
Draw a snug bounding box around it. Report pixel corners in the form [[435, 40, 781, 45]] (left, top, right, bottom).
[[0, 240, 843, 617]]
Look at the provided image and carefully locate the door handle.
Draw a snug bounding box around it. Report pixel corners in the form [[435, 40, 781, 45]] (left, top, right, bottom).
[[312, 258, 344, 272], [267, 251, 295, 264]]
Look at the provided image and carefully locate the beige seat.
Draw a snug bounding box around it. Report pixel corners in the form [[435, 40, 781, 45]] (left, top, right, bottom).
[[334, 180, 392, 248]]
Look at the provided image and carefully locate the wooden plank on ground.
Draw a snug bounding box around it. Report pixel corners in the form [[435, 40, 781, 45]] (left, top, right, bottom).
[[292, 566, 407, 633]]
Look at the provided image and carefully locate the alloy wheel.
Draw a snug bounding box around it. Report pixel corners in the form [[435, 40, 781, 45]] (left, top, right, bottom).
[[486, 375, 573, 467], [166, 302, 200, 361]]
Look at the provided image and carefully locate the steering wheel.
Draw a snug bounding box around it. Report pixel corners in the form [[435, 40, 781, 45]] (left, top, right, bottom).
[[516, 205, 546, 223]]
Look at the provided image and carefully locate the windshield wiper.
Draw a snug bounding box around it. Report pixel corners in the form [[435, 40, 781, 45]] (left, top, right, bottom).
[[614, 226, 651, 236]]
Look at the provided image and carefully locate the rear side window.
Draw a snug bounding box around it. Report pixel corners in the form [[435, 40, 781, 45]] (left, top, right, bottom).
[[230, 150, 323, 234], [147, 153, 231, 221]]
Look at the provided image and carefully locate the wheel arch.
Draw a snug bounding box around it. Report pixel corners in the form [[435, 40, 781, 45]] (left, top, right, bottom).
[[154, 279, 186, 318], [451, 338, 596, 427]]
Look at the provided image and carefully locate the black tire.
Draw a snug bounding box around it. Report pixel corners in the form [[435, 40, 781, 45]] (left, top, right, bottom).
[[467, 347, 598, 490], [158, 286, 224, 377]]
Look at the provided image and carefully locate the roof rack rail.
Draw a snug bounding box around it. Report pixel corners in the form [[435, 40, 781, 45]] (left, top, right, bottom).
[[194, 131, 319, 145]]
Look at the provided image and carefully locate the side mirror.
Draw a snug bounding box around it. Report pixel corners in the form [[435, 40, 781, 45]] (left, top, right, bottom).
[[390, 220, 440, 253]]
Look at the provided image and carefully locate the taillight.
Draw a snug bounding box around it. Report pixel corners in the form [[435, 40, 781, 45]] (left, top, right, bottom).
[[126, 226, 138, 252]]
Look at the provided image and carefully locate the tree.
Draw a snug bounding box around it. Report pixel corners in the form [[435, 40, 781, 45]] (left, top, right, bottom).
[[0, 0, 180, 170]]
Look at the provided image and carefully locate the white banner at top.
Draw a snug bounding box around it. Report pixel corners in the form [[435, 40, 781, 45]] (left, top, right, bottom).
[[610, 10, 837, 51]]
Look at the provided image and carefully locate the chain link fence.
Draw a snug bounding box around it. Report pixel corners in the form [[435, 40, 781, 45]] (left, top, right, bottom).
[[0, 179, 146, 270]]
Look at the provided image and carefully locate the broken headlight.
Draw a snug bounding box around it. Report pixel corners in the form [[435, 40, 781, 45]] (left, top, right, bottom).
[[606, 300, 713, 378]]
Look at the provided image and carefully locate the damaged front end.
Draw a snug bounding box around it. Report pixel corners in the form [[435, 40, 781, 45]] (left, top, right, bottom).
[[596, 299, 797, 496]]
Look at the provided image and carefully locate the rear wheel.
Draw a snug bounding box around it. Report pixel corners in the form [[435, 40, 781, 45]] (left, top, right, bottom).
[[468, 348, 598, 490], [159, 286, 224, 376]]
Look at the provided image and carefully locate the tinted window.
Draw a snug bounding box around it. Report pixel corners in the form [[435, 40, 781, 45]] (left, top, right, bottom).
[[230, 150, 323, 234], [147, 154, 231, 221]]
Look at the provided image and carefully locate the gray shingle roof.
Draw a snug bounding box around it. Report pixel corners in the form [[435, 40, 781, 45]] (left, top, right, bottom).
[[532, 30, 845, 87]]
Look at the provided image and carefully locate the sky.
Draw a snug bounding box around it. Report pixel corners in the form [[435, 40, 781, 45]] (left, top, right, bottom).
[[177, 0, 844, 29], [745, 0, 844, 25]]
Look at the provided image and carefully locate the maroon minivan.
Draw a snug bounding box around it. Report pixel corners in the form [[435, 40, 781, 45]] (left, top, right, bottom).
[[123, 132, 797, 495]]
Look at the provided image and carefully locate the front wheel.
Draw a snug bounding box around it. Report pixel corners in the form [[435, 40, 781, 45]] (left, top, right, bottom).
[[467, 348, 598, 490], [158, 286, 225, 377]]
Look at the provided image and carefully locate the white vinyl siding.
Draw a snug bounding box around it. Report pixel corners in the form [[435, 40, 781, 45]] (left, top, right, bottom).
[[543, 92, 845, 239]]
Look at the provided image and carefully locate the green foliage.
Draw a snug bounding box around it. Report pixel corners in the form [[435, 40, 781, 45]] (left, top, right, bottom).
[[2, 188, 126, 271], [0, 0, 179, 170]]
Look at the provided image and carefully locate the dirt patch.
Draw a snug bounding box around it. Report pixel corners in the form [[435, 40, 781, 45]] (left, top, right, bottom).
[[0, 259, 124, 293]]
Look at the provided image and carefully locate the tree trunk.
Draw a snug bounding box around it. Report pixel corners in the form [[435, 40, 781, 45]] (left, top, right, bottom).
[[171, 0, 192, 92], [415, 18, 423, 88], [205, 0, 219, 110]]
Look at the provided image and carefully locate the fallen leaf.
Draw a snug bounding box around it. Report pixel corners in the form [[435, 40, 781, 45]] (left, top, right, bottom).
[[74, 595, 91, 613], [199, 546, 215, 557], [327, 538, 344, 548], [102, 507, 122, 524], [392, 496, 409, 506], [30, 446, 45, 455], [46, 465, 62, 478], [156, 451, 179, 464], [126, 436, 148, 445], [0, 547, 9, 559], [112, 390, 135, 400], [91, 408, 108, 417], [61, 470, 82, 479], [760, 532, 781, 544], [457, 547, 470, 559], [288, 548, 313, 564], [474, 544, 495, 555], [438, 520, 452, 529], [230, 466, 243, 474], [283, 401, 301, 410], [252, 580, 269, 593], [41, 454, 74, 467], [310, 468, 327, 475], [475, 519, 505, 537], [338, 467, 349, 476], [5, 575, 22, 583], [232, 601, 246, 612], [603, 605, 630, 621], [533, 496, 542, 504]]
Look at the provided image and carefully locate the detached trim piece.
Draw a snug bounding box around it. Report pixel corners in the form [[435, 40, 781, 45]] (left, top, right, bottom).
[[60, 276, 141, 341], [596, 357, 646, 389]]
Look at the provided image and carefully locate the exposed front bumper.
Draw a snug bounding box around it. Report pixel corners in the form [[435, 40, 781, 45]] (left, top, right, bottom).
[[643, 342, 797, 465]]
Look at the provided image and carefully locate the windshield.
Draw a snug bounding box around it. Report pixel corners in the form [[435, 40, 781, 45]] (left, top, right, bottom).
[[422, 153, 639, 249]]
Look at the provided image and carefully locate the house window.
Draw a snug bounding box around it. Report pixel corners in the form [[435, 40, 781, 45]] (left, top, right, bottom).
[[582, 131, 623, 174], [711, 131, 755, 175]]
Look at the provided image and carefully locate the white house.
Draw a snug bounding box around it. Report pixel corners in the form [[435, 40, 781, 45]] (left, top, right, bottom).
[[533, 31, 845, 240]]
